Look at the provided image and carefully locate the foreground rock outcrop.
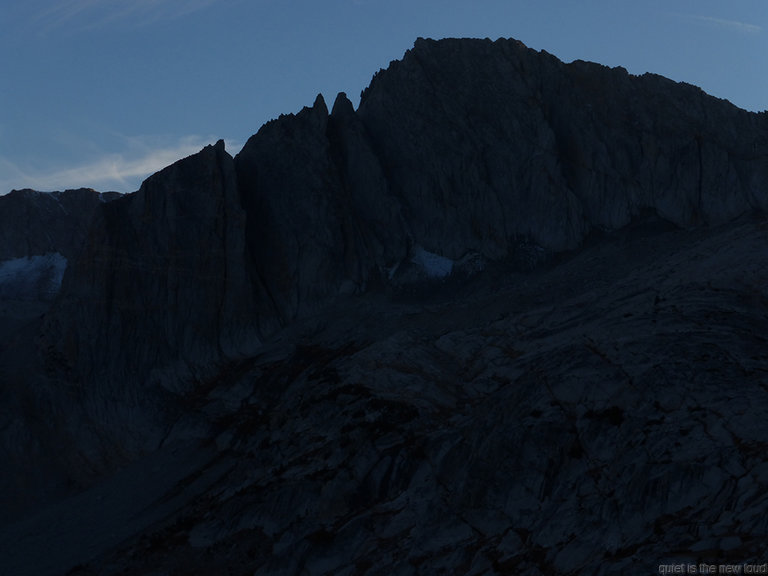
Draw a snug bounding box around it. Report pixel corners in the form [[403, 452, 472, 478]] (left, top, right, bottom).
[[5, 213, 768, 576], [1, 37, 768, 575]]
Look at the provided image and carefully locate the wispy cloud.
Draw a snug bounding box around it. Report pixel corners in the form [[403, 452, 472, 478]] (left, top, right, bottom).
[[689, 15, 761, 34], [33, 0, 220, 32], [0, 135, 239, 194]]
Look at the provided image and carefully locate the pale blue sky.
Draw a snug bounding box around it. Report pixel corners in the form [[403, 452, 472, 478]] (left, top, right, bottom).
[[1, 0, 765, 193]]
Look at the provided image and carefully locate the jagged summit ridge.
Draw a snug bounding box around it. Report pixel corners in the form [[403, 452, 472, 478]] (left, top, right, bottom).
[[38, 37, 768, 398], [359, 37, 767, 248], [0, 188, 120, 261]]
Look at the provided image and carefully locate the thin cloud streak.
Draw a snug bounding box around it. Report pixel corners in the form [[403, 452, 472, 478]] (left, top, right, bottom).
[[34, 0, 220, 32], [690, 15, 761, 34], [0, 136, 238, 194]]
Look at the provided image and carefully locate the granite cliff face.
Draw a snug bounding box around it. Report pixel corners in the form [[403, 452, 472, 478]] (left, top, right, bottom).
[[0, 188, 121, 519], [233, 38, 768, 312], [357, 39, 768, 253], [2, 37, 768, 575], [40, 38, 768, 395], [39, 141, 261, 453], [234, 93, 409, 322]]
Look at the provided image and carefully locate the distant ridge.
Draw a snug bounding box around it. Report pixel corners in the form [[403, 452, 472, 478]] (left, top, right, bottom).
[[0, 188, 120, 261]]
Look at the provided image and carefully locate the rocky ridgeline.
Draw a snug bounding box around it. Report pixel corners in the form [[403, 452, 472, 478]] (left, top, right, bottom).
[[2, 37, 768, 574], [41, 38, 768, 400], [0, 187, 120, 261], [358, 39, 767, 247], [0, 189, 120, 304]]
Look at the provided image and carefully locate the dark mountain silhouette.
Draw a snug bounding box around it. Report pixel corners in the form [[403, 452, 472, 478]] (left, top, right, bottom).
[[1, 37, 767, 575], [0, 188, 121, 261]]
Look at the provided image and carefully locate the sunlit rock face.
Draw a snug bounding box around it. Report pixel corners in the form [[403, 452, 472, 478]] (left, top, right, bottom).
[[1, 37, 768, 575]]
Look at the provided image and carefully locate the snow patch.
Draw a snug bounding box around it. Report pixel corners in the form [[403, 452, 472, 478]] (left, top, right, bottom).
[[384, 261, 401, 281], [410, 245, 453, 279], [0, 253, 68, 300]]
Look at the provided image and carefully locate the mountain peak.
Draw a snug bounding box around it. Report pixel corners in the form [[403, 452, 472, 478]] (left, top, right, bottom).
[[3, 37, 768, 575], [34, 36, 768, 394]]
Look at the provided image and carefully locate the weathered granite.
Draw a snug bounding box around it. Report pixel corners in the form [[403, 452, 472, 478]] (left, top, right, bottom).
[[357, 38, 768, 253], [15, 213, 766, 576], [232, 38, 767, 328]]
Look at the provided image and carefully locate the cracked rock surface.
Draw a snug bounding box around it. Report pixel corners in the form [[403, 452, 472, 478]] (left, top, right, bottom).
[[5, 213, 766, 575]]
